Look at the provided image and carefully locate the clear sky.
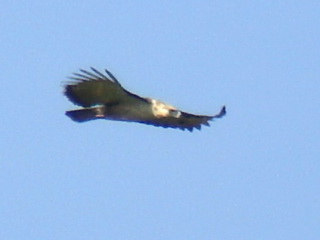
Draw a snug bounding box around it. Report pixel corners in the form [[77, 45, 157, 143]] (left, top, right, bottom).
[[1, 1, 319, 239]]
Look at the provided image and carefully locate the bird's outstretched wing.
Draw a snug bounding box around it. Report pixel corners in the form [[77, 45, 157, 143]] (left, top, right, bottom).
[[139, 106, 226, 131], [64, 67, 146, 107]]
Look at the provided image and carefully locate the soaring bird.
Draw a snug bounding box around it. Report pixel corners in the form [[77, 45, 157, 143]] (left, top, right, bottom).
[[64, 68, 226, 131]]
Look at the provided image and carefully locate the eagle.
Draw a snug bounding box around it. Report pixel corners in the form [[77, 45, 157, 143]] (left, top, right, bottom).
[[63, 68, 226, 131]]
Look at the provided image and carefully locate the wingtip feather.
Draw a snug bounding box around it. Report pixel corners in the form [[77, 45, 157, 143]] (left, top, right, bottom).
[[195, 125, 202, 130], [219, 106, 227, 117]]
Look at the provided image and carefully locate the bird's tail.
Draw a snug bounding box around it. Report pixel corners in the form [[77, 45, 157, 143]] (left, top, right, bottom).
[[65, 107, 104, 122]]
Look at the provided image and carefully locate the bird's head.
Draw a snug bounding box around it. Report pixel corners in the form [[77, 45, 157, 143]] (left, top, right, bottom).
[[149, 99, 181, 118]]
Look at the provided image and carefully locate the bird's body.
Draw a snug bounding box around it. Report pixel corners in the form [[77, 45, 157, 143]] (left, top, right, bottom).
[[64, 68, 226, 131]]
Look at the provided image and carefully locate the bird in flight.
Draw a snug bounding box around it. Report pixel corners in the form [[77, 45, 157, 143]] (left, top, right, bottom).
[[63, 68, 226, 131]]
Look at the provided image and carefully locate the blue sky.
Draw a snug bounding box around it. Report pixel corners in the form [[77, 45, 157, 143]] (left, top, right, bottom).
[[1, 1, 319, 239]]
